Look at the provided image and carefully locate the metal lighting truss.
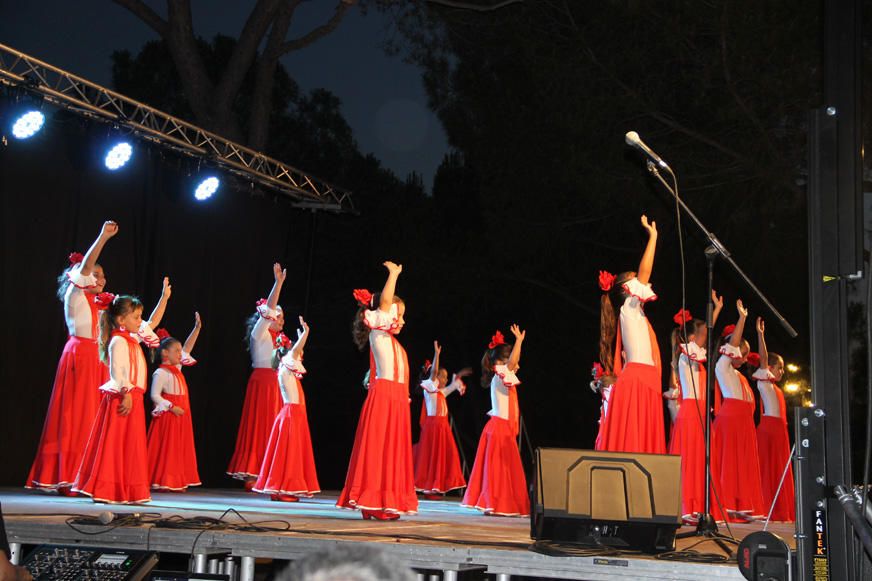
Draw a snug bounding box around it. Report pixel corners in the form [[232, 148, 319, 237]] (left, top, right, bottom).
[[0, 43, 354, 212]]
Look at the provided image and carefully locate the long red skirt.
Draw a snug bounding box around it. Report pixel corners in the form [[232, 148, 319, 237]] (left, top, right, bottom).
[[146, 392, 201, 491], [413, 415, 466, 494], [757, 416, 795, 522], [599, 363, 666, 454], [226, 368, 282, 479], [73, 390, 151, 504], [253, 403, 320, 496], [711, 398, 765, 520], [27, 337, 108, 490], [668, 399, 707, 518], [461, 416, 529, 516], [337, 378, 418, 514]]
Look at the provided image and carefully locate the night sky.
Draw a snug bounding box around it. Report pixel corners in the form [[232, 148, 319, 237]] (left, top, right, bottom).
[[0, 0, 448, 189]]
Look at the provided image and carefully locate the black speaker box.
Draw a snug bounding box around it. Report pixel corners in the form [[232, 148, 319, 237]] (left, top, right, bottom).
[[531, 448, 682, 553]]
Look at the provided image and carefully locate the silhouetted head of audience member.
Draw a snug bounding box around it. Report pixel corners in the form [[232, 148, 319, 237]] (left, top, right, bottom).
[[278, 544, 415, 581]]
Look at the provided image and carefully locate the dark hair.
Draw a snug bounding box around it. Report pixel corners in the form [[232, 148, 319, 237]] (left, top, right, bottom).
[[598, 271, 634, 373], [57, 263, 102, 301], [768, 352, 784, 367], [351, 292, 404, 351], [244, 306, 282, 350], [98, 295, 143, 364], [154, 335, 181, 364], [271, 345, 290, 370], [670, 318, 706, 374], [480, 343, 512, 388]]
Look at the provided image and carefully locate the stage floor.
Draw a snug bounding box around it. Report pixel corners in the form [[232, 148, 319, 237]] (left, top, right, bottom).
[[0, 488, 794, 580]]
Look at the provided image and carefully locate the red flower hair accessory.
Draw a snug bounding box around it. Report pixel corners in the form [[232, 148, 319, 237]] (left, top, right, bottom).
[[256, 298, 267, 308], [721, 324, 736, 338], [488, 330, 506, 349], [94, 292, 116, 309], [275, 332, 291, 350], [155, 328, 171, 341], [68, 252, 84, 266], [673, 309, 692, 326], [353, 288, 373, 308], [746, 352, 761, 368], [591, 362, 604, 381], [598, 270, 616, 292]]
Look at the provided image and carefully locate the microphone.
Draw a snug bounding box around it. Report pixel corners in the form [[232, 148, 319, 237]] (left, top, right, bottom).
[[97, 511, 115, 525], [625, 131, 670, 170]]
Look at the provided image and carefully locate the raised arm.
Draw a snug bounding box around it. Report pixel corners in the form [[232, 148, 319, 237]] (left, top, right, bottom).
[[507, 324, 526, 372], [379, 261, 403, 312], [756, 317, 768, 370], [636, 215, 658, 284], [266, 262, 287, 311], [183, 312, 202, 354], [711, 289, 724, 327], [430, 341, 442, 382], [730, 299, 748, 348], [291, 316, 310, 359], [146, 277, 172, 328], [81, 221, 118, 276]]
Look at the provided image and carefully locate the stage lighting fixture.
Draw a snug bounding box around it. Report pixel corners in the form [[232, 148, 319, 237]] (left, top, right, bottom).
[[104, 142, 133, 170], [194, 176, 219, 201], [11, 110, 45, 139]]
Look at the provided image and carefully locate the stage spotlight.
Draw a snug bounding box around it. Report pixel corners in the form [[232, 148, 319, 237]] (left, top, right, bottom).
[[784, 382, 800, 393], [11, 110, 45, 139], [104, 142, 133, 170], [194, 176, 219, 201], [786, 363, 799, 373]]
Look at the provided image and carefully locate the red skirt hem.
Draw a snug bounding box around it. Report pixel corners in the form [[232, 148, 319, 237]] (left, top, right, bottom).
[[461, 416, 529, 517], [226, 368, 282, 479], [711, 398, 765, 519], [757, 416, 795, 522], [253, 403, 320, 497], [146, 392, 201, 491], [599, 362, 666, 454], [413, 415, 467, 494]]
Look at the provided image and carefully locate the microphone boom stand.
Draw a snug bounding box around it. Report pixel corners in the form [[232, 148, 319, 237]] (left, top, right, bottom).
[[643, 160, 798, 554]]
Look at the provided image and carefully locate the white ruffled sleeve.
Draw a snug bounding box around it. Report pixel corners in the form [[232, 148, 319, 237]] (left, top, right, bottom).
[[622, 277, 658, 304], [494, 364, 521, 387], [680, 342, 707, 362], [67, 265, 97, 290], [719, 343, 743, 360], [150, 369, 174, 416], [256, 302, 279, 321], [752, 368, 776, 382], [136, 321, 160, 348], [280, 351, 306, 378], [420, 378, 440, 393], [180, 350, 197, 367], [101, 336, 133, 393], [363, 303, 400, 332], [441, 376, 465, 396]]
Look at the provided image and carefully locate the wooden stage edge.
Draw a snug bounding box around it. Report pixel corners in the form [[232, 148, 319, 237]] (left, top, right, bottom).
[[0, 488, 795, 580]]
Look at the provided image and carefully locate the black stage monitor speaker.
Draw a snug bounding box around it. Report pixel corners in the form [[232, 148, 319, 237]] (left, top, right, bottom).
[[531, 448, 682, 553]]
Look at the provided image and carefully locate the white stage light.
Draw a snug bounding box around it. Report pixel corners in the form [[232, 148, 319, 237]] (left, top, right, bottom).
[[104, 142, 133, 170], [194, 176, 219, 200], [11, 110, 45, 139]]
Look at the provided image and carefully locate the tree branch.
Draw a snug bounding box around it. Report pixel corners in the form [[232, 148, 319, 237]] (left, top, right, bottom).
[[278, 0, 356, 55], [112, 0, 169, 37], [165, 0, 215, 125]]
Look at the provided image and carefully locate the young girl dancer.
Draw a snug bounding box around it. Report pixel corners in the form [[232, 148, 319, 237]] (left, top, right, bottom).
[[753, 318, 795, 522], [597, 215, 665, 454], [146, 312, 202, 492], [711, 300, 765, 521], [73, 280, 171, 503], [27, 221, 118, 494], [667, 291, 723, 523], [227, 263, 287, 488], [254, 316, 320, 502], [337, 261, 418, 520], [461, 325, 529, 517], [414, 341, 468, 500], [590, 363, 616, 451]]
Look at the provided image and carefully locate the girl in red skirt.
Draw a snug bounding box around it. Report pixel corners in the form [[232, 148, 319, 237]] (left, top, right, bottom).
[[667, 293, 724, 523], [74, 284, 170, 504], [414, 341, 469, 500], [337, 261, 417, 520], [227, 263, 287, 489], [590, 363, 616, 451], [752, 318, 795, 522], [461, 325, 529, 517], [146, 312, 203, 492], [27, 221, 118, 495], [254, 316, 320, 502], [597, 215, 665, 454], [711, 300, 765, 521]]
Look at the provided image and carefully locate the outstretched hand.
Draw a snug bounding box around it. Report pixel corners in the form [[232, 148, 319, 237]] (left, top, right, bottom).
[[100, 221, 119, 239], [510, 323, 526, 341], [756, 317, 765, 334], [711, 290, 724, 311], [273, 262, 287, 284], [641, 214, 657, 236], [194, 311, 202, 329], [736, 299, 748, 318], [433, 340, 442, 355], [297, 315, 309, 338], [161, 277, 172, 299], [383, 261, 403, 275]]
